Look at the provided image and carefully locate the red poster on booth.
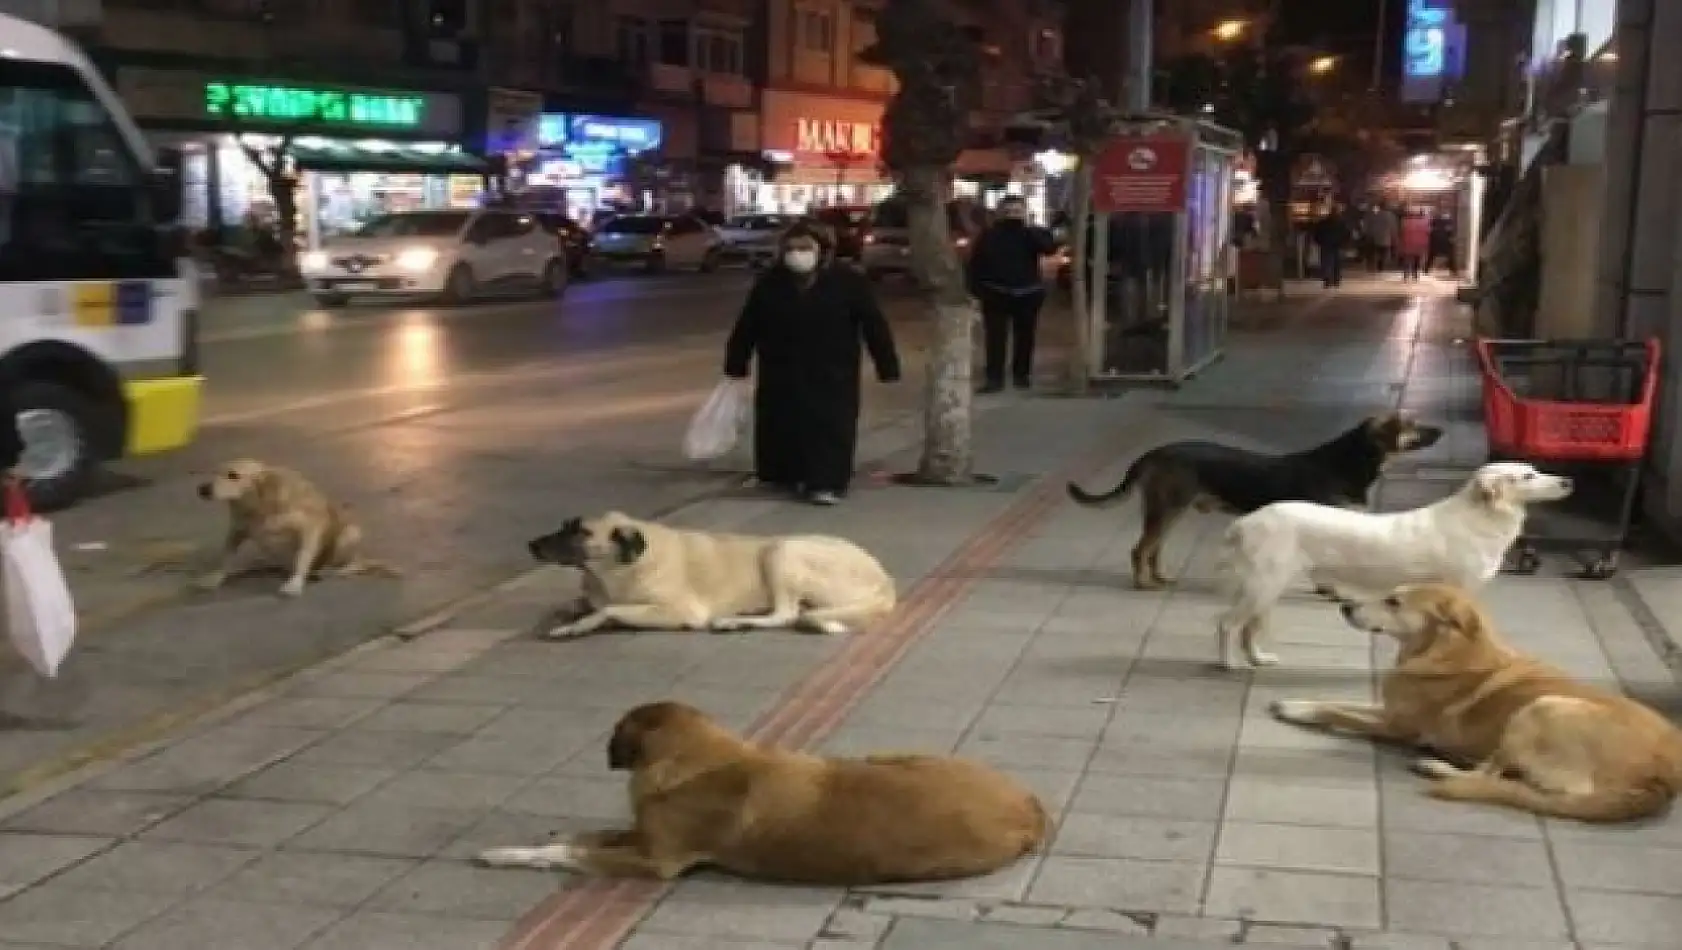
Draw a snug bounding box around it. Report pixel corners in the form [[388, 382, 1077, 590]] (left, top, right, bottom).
[[1091, 135, 1191, 214]]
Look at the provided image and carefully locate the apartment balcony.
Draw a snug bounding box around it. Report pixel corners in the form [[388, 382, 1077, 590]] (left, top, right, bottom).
[[90, 5, 404, 65], [646, 62, 696, 97], [0, 0, 102, 28], [701, 73, 754, 109]]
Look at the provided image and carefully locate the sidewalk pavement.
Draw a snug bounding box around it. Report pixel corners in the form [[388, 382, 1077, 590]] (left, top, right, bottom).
[[0, 279, 1677, 950]]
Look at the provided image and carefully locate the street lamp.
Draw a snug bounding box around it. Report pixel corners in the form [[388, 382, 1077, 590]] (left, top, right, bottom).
[[1211, 19, 1246, 42], [1308, 55, 1338, 75]]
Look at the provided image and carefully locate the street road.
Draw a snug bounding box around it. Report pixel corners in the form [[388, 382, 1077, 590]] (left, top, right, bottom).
[[0, 270, 943, 788]]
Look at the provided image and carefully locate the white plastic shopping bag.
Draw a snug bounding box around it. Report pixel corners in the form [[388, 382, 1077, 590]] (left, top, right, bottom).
[[684, 378, 750, 461], [2, 482, 77, 678]]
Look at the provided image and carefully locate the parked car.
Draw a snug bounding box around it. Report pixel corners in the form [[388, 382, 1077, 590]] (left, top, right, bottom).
[[533, 211, 594, 278], [298, 208, 568, 306], [716, 213, 790, 268], [860, 199, 975, 280], [813, 205, 872, 260], [590, 214, 723, 273]]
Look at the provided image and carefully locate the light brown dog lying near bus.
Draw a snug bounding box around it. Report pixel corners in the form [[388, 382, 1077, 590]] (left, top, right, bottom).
[[476, 701, 1049, 883], [195, 459, 398, 598], [1271, 584, 1682, 822]]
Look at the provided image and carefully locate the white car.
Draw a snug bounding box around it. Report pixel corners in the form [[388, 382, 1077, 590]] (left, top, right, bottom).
[[716, 213, 790, 268], [861, 199, 975, 280], [300, 209, 568, 306], [590, 214, 723, 273]]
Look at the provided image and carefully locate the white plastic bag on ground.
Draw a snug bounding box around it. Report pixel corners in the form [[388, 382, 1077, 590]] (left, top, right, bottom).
[[2, 483, 77, 678], [684, 378, 750, 461]]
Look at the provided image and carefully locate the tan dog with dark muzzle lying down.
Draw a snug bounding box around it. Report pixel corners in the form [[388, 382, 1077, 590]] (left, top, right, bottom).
[[477, 701, 1048, 883], [1273, 584, 1682, 822], [195, 459, 398, 598]]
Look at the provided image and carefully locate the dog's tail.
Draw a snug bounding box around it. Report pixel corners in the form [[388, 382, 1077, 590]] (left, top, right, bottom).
[[1428, 772, 1676, 823], [1020, 793, 1052, 854], [1066, 457, 1146, 507]]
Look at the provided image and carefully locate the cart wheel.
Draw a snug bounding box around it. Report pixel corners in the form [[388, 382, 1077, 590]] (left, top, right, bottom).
[[1511, 546, 1541, 575], [1582, 553, 1619, 580]]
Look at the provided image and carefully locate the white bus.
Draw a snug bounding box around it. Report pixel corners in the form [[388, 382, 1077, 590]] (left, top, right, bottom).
[[0, 13, 202, 509]]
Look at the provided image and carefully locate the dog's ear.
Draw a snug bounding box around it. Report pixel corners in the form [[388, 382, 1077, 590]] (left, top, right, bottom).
[[1366, 413, 1406, 451], [247, 467, 282, 508], [606, 701, 686, 771], [610, 527, 647, 565], [1422, 587, 1490, 647], [560, 516, 583, 535], [1471, 470, 1506, 505]]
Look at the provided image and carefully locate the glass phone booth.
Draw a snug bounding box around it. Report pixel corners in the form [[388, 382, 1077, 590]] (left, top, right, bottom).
[[1081, 117, 1242, 384]]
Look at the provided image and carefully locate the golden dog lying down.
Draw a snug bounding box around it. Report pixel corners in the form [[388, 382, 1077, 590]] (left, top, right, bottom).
[[477, 701, 1048, 883], [1273, 584, 1682, 822]]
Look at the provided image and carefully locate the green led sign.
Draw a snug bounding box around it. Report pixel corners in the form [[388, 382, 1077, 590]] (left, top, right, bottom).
[[203, 81, 426, 128]]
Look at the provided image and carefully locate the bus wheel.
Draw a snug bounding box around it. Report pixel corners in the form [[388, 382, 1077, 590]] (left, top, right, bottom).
[[11, 380, 99, 512]]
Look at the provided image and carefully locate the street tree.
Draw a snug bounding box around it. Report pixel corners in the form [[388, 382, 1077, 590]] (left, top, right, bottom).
[[860, 0, 984, 486]]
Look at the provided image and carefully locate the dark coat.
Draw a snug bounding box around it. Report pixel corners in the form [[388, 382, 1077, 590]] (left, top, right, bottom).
[[724, 264, 901, 493], [967, 220, 1055, 294], [0, 392, 20, 473]]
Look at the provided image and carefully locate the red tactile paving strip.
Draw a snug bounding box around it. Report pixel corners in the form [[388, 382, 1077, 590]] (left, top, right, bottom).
[[497, 435, 1134, 950]]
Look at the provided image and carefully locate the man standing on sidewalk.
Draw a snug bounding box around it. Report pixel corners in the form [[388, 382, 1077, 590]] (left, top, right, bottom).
[[968, 196, 1056, 393], [1362, 202, 1398, 272], [1312, 202, 1351, 288]]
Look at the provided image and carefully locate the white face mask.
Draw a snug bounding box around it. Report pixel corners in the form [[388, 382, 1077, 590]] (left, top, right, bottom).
[[784, 250, 819, 273]]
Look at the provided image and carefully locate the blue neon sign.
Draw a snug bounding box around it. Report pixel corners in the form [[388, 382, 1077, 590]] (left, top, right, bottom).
[[534, 113, 663, 153], [1403, 0, 1450, 79]]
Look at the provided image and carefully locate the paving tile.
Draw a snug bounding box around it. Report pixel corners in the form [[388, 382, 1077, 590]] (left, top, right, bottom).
[[88, 725, 325, 795], [856, 857, 1040, 901], [1203, 866, 1382, 929], [1026, 855, 1204, 912], [1378, 781, 1544, 839], [501, 774, 628, 822], [287, 729, 458, 771], [1066, 774, 1228, 821], [620, 935, 804, 950], [1383, 879, 1570, 939], [639, 878, 841, 941], [108, 897, 344, 950], [284, 802, 483, 858], [968, 702, 1112, 739], [1050, 813, 1218, 863], [301, 911, 506, 950], [0, 884, 180, 946], [435, 810, 596, 862], [820, 727, 964, 759], [286, 672, 434, 700], [0, 833, 111, 888], [351, 701, 507, 736], [221, 762, 398, 806], [1, 790, 190, 837], [365, 859, 564, 920], [235, 697, 385, 731], [1550, 839, 1682, 895], [353, 770, 526, 812], [422, 733, 581, 776], [1215, 822, 1380, 876], [1565, 889, 1682, 946], [1084, 742, 1233, 779], [140, 799, 333, 848], [207, 852, 417, 908], [880, 915, 1325, 949], [1382, 832, 1553, 887], [1224, 777, 1377, 828], [1099, 711, 1241, 750], [953, 734, 1096, 770], [53, 840, 260, 896]]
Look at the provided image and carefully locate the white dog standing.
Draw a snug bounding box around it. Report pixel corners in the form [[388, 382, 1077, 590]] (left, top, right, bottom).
[[1214, 461, 1573, 670]]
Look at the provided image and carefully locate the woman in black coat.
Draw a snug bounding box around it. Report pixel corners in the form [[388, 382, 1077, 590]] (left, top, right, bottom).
[[723, 220, 901, 506]]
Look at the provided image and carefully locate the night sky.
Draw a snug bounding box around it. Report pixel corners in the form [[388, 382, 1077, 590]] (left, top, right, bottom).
[[1274, 0, 1402, 85]]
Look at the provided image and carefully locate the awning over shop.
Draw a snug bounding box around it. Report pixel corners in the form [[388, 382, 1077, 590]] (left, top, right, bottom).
[[291, 142, 487, 175]]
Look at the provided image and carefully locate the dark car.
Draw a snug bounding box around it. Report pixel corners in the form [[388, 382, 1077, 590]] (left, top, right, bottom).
[[813, 205, 872, 261], [533, 212, 593, 277]]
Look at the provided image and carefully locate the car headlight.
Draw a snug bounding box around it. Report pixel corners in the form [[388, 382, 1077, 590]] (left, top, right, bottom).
[[395, 247, 440, 272], [299, 250, 328, 271]]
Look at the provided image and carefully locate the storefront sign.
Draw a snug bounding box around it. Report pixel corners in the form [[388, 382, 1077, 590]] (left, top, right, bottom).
[[204, 81, 426, 128], [486, 88, 543, 154], [1401, 0, 1461, 103], [1091, 135, 1190, 214], [536, 114, 663, 152], [795, 118, 876, 157]]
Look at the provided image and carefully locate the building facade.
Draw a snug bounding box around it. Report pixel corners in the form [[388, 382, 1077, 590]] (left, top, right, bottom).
[[33, 0, 489, 243]]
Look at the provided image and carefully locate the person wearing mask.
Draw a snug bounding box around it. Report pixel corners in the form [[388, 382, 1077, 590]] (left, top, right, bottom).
[[1362, 202, 1398, 271], [1312, 202, 1351, 288], [1397, 208, 1430, 281], [723, 221, 901, 507], [967, 196, 1056, 393]]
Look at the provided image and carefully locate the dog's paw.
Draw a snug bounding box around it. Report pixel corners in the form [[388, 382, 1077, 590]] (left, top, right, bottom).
[[1411, 757, 1465, 780], [1269, 699, 1319, 724], [811, 620, 848, 635], [1214, 654, 1248, 673], [541, 623, 583, 640], [1246, 649, 1281, 667], [477, 843, 580, 870], [277, 578, 305, 598], [192, 571, 226, 593], [708, 617, 749, 632]]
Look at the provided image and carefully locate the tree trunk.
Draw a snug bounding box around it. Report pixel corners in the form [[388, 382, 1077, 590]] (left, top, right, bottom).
[[1065, 163, 1093, 393], [900, 164, 974, 484]]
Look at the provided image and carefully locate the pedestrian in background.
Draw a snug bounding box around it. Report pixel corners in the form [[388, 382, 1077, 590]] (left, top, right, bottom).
[[1362, 202, 1398, 271], [1426, 212, 1457, 275], [1312, 202, 1351, 288], [723, 221, 901, 507], [1398, 208, 1429, 281], [967, 195, 1056, 393]]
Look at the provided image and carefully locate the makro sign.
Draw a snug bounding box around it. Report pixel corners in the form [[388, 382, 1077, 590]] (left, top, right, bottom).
[[795, 118, 877, 157], [203, 81, 426, 128]]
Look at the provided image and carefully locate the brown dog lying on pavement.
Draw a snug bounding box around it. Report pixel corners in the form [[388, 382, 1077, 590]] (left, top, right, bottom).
[[477, 701, 1048, 882], [1272, 583, 1682, 822], [195, 459, 397, 597], [1066, 412, 1444, 589]]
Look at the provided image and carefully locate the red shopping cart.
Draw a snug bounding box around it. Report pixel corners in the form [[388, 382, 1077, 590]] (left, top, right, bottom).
[[1475, 337, 1660, 579]]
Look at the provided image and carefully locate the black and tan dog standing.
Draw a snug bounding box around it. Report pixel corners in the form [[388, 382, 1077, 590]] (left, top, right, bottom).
[[1067, 412, 1444, 588]]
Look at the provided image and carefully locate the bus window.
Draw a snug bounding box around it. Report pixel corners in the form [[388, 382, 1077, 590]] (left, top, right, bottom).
[[0, 58, 171, 282]]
